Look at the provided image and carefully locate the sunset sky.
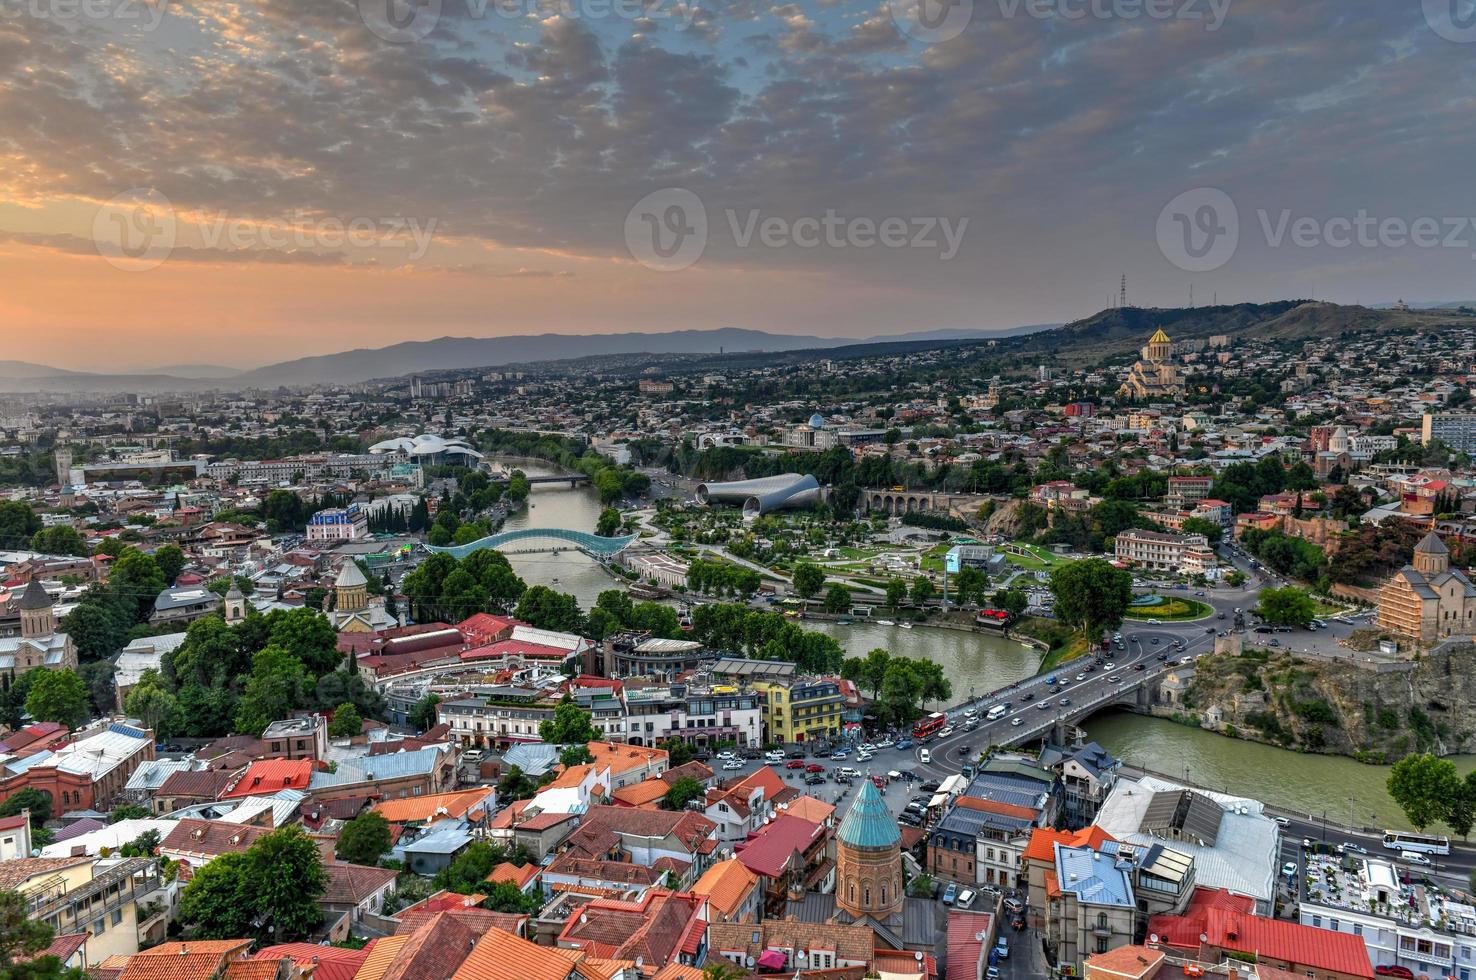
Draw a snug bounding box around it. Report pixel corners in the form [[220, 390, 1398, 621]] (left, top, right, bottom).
[[1, 1, 1473, 371]]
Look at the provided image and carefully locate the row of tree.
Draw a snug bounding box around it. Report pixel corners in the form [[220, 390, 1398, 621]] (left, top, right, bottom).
[[841, 648, 952, 727], [688, 603, 844, 675]]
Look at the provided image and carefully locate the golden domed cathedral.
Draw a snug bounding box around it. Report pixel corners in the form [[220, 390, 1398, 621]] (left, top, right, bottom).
[[1118, 327, 1184, 400]]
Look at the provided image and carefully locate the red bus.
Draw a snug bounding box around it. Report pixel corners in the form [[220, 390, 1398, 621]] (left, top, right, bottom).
[[913, 712, 946, 740]]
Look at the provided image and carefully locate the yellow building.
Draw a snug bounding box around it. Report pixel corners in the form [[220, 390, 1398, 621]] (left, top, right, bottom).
[[1378, 531, 1476, 644], [752, 678, 845, 744], [1118, 328, 1184, 400], [1, 856, 165, 967]]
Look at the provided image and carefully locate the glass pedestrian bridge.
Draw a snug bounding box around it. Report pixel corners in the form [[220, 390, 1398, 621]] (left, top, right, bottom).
[[426, 527, 638, 559]]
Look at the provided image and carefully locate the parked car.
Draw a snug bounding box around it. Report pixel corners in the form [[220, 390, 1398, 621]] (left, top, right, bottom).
[[765, 750, 785, 763], [786, 759, 806, 769], [1281, 861, 1299, 878], [806, 763, 825, 773], [722, 760, 744, 771], [1375, 966, 1415, 978], [1400, 851, 1433, 867], [957, 888, 977, 909], [994, 938, 1009, 960], [942, 883, 958, 905]]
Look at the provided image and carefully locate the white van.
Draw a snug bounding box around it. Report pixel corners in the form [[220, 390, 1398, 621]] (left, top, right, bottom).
[[986, 705, 1007, 721], [919, 748, 932, 764], [1401, 851, 1434, 867], [462, 749, 483, 763]]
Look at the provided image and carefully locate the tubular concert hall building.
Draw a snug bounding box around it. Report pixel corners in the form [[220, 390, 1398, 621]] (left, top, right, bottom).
[[696, 473, 821, 517]]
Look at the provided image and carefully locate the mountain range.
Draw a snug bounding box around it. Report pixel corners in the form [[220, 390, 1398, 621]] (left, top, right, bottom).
[[1, 325, 1056, 392]]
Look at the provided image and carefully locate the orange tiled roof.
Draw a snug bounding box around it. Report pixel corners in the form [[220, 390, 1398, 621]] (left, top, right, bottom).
[[374, 789, 494, 824], [612, 779, 669, 808], [1082, 945, 1165, 979], [452, 927, 584, 980], [586, 741, 669, 775], [690, 858, 758, 919], [783, 796, 836, 824], [1021, 825, 1115, 865], [486, 862, 540, 889], [353, 934, 410, 980]]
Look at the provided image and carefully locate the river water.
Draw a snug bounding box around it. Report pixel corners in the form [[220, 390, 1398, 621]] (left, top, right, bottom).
[[1084, 709, 1476, 834], [494, 458, 1475, 830]]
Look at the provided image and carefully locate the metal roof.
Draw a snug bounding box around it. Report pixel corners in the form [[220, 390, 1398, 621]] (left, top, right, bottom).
[[837, 779, 900, 850]]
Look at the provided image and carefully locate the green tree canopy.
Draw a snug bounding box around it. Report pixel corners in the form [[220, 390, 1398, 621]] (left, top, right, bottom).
[[539, 699, 600, 746], [792, 563, 825, 603], [328, 702, 363, 738], [1387, 753, 1460, 831], [25, 669, 90, 730], [663, 777, 704, 810], [1049, 558, 1133, 638], [336, 812, 392, 866], [1255, 587, 1316, 627]]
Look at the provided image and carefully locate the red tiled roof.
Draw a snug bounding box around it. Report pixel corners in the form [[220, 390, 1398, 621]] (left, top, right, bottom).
[[945, 910, 994, 980], [1201, 907, 1373, 978], [734, 814, 826, 878], [1145, 887, 1259, 951], [220, 758, 313, 798], [254, 944, 369, 980]]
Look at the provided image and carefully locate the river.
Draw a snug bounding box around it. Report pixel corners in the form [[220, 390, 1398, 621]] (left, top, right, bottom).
[[494, 458, 1474, 831], [1084, 709, 1476, 834]]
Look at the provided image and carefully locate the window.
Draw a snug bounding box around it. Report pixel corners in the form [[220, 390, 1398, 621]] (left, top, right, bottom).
[[111, 909, 122, 926], [1096, 938, 1108, 954]]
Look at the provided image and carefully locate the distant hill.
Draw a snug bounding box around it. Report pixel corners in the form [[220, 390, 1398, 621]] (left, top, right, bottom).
[[228, 326, 1054, 387], [1020, 300, 1475, 361]]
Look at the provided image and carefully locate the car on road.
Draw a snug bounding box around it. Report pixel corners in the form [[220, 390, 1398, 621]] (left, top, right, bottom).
[[942, 883, 958, 905], [1107, 674, 1121, 682], [919, 780, 940, 793], [838, 766, 864, 779], [1151, 636, 1161, 644], [1217, 613, 1226, 619], [937, 726, 955, 739], [1375, 966, 1415, 978], [806, 763, 825, 773], [1338, 842, 1367, 855], [1273, 816, 1290, 827], [1058, 697, 1071, 705], [1400, 851, 1433, 866], [1205, 626, 1217, 633], [786, 759, 805, 769], [1037, 700, 1051, 710], [1281, 861, 1299, 878], [805, 773, 826, 785], [1103, 663, 1115, 670], [766, 751, 785, 763], [919, 749, 932, 764], [716, 751, 736, 761], [895, 738, 913, 750], [993, 938, 1009, 960], [1020, 691, 1034, 702], [722, 760, 744, 770], [1074, 673, 1086, 681], [830, 750, 849, 760], [857, 751, 874, 762], [957, 888, 977, 909], [1010, 916, 1025, 931], [986, 968, 1000, 980], [1148, 618, 1161, 625]]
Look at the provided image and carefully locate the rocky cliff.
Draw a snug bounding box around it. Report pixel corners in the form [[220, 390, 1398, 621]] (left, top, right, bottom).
[[1178, 644, 1476, 762]]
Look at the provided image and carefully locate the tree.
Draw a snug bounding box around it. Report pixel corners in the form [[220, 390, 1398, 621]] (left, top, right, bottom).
[[514, 586, 583, 633], [1255, 587, 1316, 627], [992, 588, 1029, 619], [409, 693, 441, 731], [884, 577, 908, 613], [60, 601, 130, 661], [235, 645, 311, 737], [1049, 559, 1133, 638], [1387, 753, 1460, 831], [595, 508, 622, 537], [336, 812, 392, 866], [243, 825, 327, 942], [328, 703, 363, 739], [560, 744, 594, 768], [0, 888, 86, 980], [663, 776, 704, 810], [823, 584, 851, 614], [123, 674, 180, 738], [497, 765, 536, 802], [179, 852, 254, 940], [538, 699, 599, 746], [481, 879, 541, 914], [792, 563, 825, 606], [657, 737, 695, 767], [953, 566, 989, 606], [1447, 772, 1476, 841], [1180, 516, 1224, 545], [29, 526, 87, 558], [0, 788, 51, 826], [152, 544, 186, 584], [911, 576, 935, 606], [25, 669, 90, 730], [0, 500, 40, 544]]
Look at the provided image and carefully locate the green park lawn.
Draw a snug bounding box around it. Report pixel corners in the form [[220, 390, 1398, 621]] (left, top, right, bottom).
[[1122, 597, 1214, 621]]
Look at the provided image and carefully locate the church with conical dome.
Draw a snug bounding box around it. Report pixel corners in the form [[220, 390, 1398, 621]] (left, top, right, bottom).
[[1377, 530, 1476, 644], [781, 778, 939, 951], [1117, 327, 1184, 400]]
